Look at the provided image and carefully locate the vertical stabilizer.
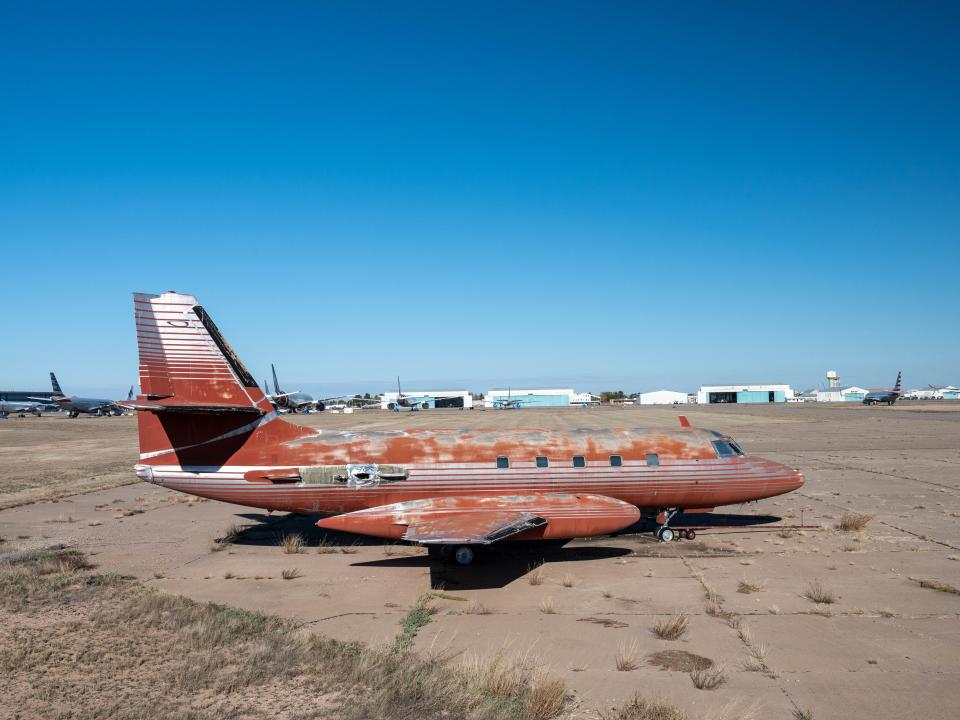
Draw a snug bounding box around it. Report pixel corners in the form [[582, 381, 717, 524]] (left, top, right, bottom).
[[50, 372, 64, 397]]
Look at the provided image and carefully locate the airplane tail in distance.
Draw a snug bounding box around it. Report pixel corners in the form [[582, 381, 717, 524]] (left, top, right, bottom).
[[50, 372, 64, 397], [893, 371, 902, 394], [127, 385, 135, 401], [272, 363, 282, 395]]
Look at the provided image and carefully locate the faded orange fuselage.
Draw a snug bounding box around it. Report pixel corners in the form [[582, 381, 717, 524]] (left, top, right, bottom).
[[130, 291, 805, 543]]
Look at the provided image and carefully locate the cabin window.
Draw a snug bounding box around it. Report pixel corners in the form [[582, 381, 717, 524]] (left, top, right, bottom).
[[728, 440, 745, 456], [572, 455, 586, 468], [711, 440, 739, 458], [536, 456, 549, 468], [610, 455, 622, 467], [496, 456, 509, 469], [646, 453, 660, 466]]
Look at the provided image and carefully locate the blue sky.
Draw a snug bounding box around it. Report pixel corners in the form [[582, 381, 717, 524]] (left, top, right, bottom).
[[1, 2, 957, 397]]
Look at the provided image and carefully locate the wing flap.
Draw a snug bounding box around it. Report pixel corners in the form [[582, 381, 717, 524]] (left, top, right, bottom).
[[403, 511, 547, 545]]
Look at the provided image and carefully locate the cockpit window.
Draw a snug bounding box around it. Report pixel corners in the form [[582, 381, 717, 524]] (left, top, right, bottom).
[[712, 440, 743, 457]]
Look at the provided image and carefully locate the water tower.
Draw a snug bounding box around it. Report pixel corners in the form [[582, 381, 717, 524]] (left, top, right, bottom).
[[826, 370, 840, 388]]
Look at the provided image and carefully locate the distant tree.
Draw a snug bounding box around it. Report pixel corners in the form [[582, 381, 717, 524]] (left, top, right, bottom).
[[364, 392, 371, 399]]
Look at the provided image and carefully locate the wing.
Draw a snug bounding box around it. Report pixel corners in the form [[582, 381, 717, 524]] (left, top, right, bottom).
[[315, 493, 639, 544]]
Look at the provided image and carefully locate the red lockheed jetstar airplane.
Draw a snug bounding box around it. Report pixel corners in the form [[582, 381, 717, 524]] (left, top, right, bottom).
[[125, 292, 805, 566]]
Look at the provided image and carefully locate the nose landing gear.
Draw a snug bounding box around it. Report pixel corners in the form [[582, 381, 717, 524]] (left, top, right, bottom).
[[654, 508, 696, 542]]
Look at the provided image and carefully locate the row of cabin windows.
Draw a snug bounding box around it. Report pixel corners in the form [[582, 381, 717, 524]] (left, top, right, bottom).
[[495, 454, 659, 469]]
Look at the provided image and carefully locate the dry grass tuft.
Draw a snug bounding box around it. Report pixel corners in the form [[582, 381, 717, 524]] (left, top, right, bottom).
[[464, 600, 494, 615], [217, 523, 248, 545], [615, 641, 640, 671], [802, 580, 837, 604], [879, 607, 897, 618], [777, 528, 796, 539], [838, 512, 873, 532], [278, 533, 305, 554], [538, 596, 557, 614], [601, 588, 613, 598], [911, 577, 960, 595], [768, 604, 781, 615], [792, 709, 815, 720], [600, 694, 687, 720], [705, 600, 723, 617], [561, 573, 576, 588], [47, 514, 75, 523], [646, 649, 712, 672], [0, 549, 568, 720], [280, 567, 301, 580], [652, 613, 689, 640], [737, 579, 761, 594], [223, 570, 235, 580], [690, 665, 727, 690], [527, 564, 545, 585]]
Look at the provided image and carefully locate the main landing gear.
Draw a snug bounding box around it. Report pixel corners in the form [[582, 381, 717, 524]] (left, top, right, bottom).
[[428, 544, 477, 566], [655, 508, 696, 542]]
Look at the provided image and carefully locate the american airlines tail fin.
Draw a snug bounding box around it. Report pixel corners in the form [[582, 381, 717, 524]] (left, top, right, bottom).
[[272, 363, 282, 395], [50, 372, 64, 397], [129, 292, 306, 465], [893, 371, 902, 394]]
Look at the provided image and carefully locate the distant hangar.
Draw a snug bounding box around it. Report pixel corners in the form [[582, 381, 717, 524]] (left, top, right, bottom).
[[638, 390, 688, 405], [484, 388, 577, 408], [697, 384, 795, 404]]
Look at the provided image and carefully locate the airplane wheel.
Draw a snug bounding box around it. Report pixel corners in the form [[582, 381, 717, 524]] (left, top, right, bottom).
[[453, 546, 475, 566], [685, 529, 696, 541], [656, 527, 674, 543]]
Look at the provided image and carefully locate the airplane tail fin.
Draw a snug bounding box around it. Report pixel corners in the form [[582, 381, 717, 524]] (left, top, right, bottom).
[[129, 292, 303, 465], [127, 385, 135, 401], [50, 372, 64, 397], [272, 364, 282, 395], [893, 371, 902, 394]]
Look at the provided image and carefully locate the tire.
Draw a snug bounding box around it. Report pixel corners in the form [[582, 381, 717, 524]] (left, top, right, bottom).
[[686, 529, 696, 541], [453, 546, 475, 566], [656, 527, 674, 543]]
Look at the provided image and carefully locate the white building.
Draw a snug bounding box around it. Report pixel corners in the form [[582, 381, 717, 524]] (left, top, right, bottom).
[[570, 392, 600, 406], [816, 385, 868, 402], [484, 388, 575, 408], [638, 390, 689, 405], [697, 384, 795, 404], [380, 390, 472, 410]]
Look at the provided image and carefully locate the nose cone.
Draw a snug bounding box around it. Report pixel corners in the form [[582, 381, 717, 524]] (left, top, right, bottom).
[[754, 457, 805, 497]]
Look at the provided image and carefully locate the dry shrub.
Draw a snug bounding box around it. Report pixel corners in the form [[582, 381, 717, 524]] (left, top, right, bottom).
[[47, 514, 75, 523], [792, 709, 815, 720], [281, 567, 301, 580], [278, 533, 305, 554], [777, 528, 795, 539], [838, 512, 873, 532], [879, 608, 897, 618], [652, 613, 689, 640], [539, 597, 557, 614], [615, 641, 640, 671], [600, 694, 687, 720], [601, 588, 613, 598], [705, 600, 723, 617], [527, 564, 545, 585], [561, 573, 576, 588], [223, 570, 235, 580], [690, 665, 726, 690], [802, 580, 837, 604], [768, 605, 781, 615], [737, 579, 761, 594]]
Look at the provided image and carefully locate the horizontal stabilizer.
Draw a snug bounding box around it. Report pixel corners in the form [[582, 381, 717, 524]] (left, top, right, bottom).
[[404, 512, 547, 545], [119, 400, 265, 415]]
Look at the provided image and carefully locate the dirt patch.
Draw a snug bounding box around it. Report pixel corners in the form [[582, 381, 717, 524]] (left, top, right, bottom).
[[646, 650, 713, 672]]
